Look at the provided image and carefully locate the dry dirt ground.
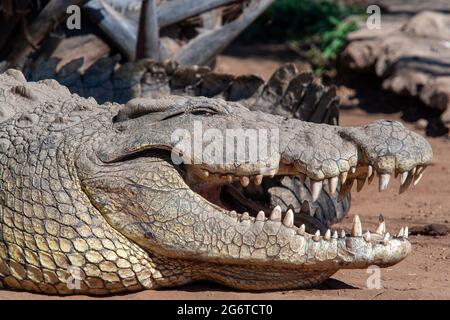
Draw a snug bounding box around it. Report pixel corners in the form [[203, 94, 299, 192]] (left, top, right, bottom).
[[0, 52, 449, 300]]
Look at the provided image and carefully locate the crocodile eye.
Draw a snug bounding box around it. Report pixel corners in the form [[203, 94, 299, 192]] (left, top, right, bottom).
[[190, 107, 219, 116]]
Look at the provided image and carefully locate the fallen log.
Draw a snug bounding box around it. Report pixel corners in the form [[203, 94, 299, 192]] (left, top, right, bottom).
[[174, 0, 275, 66], [342, 10, 450, 133], [84, 0, 137, 60], [158, 0, 238, 28], [6, 0, 88, 68]]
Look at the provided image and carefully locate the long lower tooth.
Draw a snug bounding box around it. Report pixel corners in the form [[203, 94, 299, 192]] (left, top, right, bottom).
[[270, 205, 282, 221], [313, 230, 321, 241], [356, 178, 366, 192], [324, 229, 331, 240], [413, 171, 424, 186], [351, 166, 356, 174], [332, 230, 338, 239], [256, 211, 265, 221], [328, 176, 338, 195], [364, 230, 371, 242], [404, 226, 409, 239], [351, 214, 362, 237], [340, 171, 348, 184], [340, 230, 346, 238], [376, 214, 386, 234], [379, 173, 391, 191], [254, 174, 263, 185], [240, 176, 250, 187], [283, 209, 294, 227], [298, 224, 306, 235], [310, 180, 323, 202]]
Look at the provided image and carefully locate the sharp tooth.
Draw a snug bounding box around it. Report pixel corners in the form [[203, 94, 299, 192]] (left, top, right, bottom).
[[298, 224, 306, 235], [240, 176, 250, 187], [338, 179, 354, 202], [332, 230, 338, 239], [367, 165, 374, 178], [404, 226, 409, 239], [340, 230, 346, 238], [230, 210, 237, 217], [270, 205, 282, 221], [413, 171, 424, 186], [340, 171, 348, 184], [379, 173, 391, 192], [298, 173, 306, 183], [399, 169, 415, 194], [375, 214, 386, 235], [383, 232, 390, 245], [328, 176, 338, 195], [351, 214, 362, 236], [368, 170, 376, 185], [416, 165, 426, 176], [241, 212, 249, 221], [283, 209, 294, 227], [254, 174, 263, 185], [203, 170, 210, 177], [313, 230, 321, 241], [397, 227, 404, 238], [356, 178, 366, 192], [351, 166, 356, 174], [324, 229, 331, 240], [256, 211, 265, 221], [400, 171, 408, 185], [364, 230, 371, 242], [310, 180, 323, 202]]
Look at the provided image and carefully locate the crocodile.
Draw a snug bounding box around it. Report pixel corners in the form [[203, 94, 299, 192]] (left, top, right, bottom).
[[0, 66, 432, 295]]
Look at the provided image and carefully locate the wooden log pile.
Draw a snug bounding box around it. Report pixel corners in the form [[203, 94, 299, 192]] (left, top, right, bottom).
[[0, 0, 274, 71], [341, 9, 450, 135]]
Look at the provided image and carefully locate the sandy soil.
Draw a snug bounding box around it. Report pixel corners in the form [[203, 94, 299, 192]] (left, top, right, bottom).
[[1, 53, 449, 300]]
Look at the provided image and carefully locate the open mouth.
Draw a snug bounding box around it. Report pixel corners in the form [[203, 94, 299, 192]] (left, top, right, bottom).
[[181, 159, 424, 242], [101, 146, 423, 248]]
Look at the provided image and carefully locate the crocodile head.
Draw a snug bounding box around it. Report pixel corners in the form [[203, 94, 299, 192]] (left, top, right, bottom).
[[0, 71, 432, 294], [78, 96, 432, 290]]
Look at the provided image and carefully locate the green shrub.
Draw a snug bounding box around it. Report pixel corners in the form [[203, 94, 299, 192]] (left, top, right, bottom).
[[241, 0, 364, 74]]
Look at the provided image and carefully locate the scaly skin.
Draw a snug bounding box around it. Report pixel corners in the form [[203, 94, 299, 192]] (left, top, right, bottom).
[[0, 69, 432, 294]]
